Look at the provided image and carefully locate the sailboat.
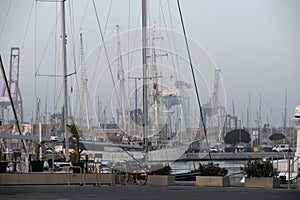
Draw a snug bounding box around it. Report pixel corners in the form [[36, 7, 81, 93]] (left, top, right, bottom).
[[0, 1, 227, 176], [50, 0, 225, 166], [69, 1, 205, 165]]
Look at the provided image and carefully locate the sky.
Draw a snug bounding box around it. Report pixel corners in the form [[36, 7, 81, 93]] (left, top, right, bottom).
[[0, 0, 299, 128]]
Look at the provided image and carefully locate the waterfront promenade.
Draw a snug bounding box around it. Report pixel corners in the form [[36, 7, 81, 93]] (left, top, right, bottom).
[[184, 152, 292, 161], [0, 183, 299, 200]]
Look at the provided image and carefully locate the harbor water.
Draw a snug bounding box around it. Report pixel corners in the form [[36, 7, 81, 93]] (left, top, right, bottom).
[[170, 160, 246, 184]]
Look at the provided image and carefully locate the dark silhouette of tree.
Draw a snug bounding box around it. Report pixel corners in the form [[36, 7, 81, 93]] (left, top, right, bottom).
[[224, 129, 251, 145], [269, 133, 285, 141], [67, 124, 82, 163]]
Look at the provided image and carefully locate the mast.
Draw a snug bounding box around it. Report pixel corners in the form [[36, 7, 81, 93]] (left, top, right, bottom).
[[142, 0, 149, 156], [258, 94, 262, 147], [247, 93, 252, 144], [61, 0, 69, 161], [283, 92, 287, 143], [149, 35, 168, 135], [116, 25, 127, 130]]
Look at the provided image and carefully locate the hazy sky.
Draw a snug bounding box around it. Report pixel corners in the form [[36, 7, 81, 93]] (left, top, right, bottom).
[[0, 0, 299, 128]]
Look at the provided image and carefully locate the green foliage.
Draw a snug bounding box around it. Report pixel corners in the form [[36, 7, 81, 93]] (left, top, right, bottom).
[[34, 141, 46, 161], [149, 164, 172, 175], [67, 124, 80, 141], [241, 159, 277, 178], [69, 150, 83, 163], [67, 124, 81, 163], [198, 162, 228, 176]]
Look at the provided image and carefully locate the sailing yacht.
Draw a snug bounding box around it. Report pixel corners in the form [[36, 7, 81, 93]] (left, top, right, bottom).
[[71, 1, 204, 164], [51, 0, 224, 165]]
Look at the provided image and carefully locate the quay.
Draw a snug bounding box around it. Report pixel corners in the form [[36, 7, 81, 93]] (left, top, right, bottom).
[[184, 152, 292, 161]]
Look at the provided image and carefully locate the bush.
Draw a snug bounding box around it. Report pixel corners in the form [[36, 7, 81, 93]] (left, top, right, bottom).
[[241, 159, 277, 178], [198, 162, 228, 176], [149, 165, 172, 175]]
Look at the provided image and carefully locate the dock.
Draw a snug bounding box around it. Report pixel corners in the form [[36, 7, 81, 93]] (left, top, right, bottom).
[[183, 152, 293, 161]]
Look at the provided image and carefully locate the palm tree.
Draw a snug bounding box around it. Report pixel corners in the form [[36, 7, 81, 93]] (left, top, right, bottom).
[[34, 141, 46, 161], [67, 124, 82, 163]]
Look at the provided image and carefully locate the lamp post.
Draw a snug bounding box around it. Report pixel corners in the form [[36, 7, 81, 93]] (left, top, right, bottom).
[[290, 105, 300, 158], [290, 118, 300, 158], [289, 105, 300, 190]]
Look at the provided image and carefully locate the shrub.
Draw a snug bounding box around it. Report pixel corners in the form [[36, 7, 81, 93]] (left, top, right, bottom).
[[198, 162, 228, 176], [241, 158, 277, 178], [149, 164, 172, 175]]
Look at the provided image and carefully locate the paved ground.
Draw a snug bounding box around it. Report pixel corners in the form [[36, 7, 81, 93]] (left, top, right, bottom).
[[0, 183, 299, 200]]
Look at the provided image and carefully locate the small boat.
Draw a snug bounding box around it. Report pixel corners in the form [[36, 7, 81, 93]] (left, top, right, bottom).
[[174, 169, 201, 181]]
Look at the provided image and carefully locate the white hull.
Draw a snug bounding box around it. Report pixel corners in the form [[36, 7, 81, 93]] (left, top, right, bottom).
[[273, 158, 299, 181], [82, 144, 188, 164]]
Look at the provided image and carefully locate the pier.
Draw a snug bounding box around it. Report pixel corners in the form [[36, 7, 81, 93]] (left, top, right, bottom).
[[184, 152, 292, 161]]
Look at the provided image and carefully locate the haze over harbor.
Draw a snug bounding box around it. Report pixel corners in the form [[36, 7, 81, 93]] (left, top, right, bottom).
[[0, 0, 299, 128]]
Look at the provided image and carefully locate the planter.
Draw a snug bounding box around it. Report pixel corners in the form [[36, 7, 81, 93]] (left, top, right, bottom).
[[0, 173, 113, 185], [0, 161, 8, 173], [244, 177, 280, 188], [30, 161, 44, 172], [72, 162, 84, 173], [195, 176, 230, 187], [147, 175, 175, 186]]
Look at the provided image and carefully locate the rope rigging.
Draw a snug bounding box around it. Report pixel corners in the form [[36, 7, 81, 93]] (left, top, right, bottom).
[[92, 0, 121, 111], [0, 0, 12, 43], [176, 0, 211, 158]]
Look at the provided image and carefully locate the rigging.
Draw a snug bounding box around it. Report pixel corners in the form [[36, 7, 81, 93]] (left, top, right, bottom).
[[176, 0, 211, 158]]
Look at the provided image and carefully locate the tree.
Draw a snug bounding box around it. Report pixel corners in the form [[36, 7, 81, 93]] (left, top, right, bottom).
[[224, 129, 251, 145], [67, 124, 82, 163], [269, 133, 285, 141], [34, 141, 46, 161]]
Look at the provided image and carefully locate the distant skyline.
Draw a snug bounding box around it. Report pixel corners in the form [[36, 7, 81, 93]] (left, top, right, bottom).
[[0, 0, 299, 128]]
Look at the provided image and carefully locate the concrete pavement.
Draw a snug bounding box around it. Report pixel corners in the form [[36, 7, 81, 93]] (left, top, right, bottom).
[[0, 183, 299, 200]]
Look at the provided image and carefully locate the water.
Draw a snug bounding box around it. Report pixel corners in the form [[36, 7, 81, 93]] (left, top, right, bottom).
[[170, 160, 246, 184]]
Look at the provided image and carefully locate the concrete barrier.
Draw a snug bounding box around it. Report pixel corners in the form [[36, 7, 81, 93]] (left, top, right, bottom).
[[147, 175, 175, 186], [0, 173, 113, 186], [244, 177, 280, 189], [195, 176, 230, 187]]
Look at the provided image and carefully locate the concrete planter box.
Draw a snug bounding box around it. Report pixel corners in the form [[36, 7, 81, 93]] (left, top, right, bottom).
[[147, 175, 175, 186], [0, 161, 8, 173], [0, 173, 113, 185], [195, 176, 230, 187], [244, 177, 280, 188], [30, 161, 44, 172]]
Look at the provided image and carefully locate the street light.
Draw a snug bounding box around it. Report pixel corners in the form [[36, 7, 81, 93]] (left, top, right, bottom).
[[289, 105, 300, 190]]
